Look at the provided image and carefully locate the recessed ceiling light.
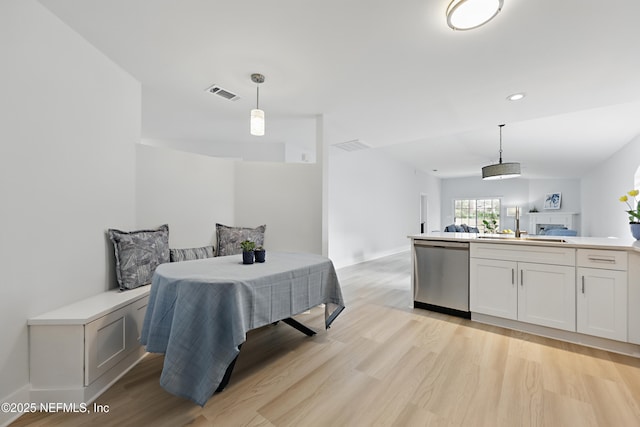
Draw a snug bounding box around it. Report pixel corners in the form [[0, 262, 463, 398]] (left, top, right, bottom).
[[507, 93, 526, 101]]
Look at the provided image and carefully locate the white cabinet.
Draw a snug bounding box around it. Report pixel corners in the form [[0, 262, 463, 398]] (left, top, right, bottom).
[[577, 249, 628, 341], [518, 262, 575, 331], [629, 252, 640, 345], [28, 287, 150, 404], [470, 258, 517, 320], [470, 243, 576, 332]]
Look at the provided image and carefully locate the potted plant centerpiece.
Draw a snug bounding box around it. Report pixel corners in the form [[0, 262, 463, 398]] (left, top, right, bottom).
[[254, 246, 266, 263], [240, 240, 256, 264], [620, 189, 640, 240]]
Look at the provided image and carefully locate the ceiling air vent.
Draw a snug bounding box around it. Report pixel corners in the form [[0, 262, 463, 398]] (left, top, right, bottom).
[[205, 84, 240, 101], [332, 139, 370, 152]]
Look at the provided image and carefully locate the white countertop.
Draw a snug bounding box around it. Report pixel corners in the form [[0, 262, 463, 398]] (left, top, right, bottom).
[[408, 232, 640, 252]]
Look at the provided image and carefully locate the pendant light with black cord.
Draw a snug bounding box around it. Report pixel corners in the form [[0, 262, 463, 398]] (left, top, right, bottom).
[[482, 124, 521, 180]]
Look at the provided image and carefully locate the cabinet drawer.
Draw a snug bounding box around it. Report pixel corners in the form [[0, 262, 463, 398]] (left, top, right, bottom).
[[471, 243, 575, 266], [577, 249, 627, 271]]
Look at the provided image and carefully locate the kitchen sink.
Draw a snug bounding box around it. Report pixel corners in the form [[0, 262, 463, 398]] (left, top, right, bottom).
[[476, 235, 567, 243], [522, 237, 567, 242]]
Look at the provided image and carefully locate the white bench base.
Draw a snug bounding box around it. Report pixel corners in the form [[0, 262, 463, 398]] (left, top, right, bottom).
[[28, 286, 150, 405]]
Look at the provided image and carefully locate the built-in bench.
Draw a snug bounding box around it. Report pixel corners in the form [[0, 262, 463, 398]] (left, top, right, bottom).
[[28, 286, 151, 404]]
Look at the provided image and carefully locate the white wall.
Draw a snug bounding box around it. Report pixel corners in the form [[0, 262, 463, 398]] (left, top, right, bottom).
[[234, 162, 323, 254], [527, 179, 581, 214], [143, 138, 286, 163], [285, 143, 316, 164], [0, 0, 140, 419], [440, 177, 581, 233], [328, 147, 441, 268], [581, 134, 640, 237], [135, 144, 236, 248]]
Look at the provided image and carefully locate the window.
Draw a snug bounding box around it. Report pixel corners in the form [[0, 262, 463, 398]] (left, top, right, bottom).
[[454, 198, 501, 232]]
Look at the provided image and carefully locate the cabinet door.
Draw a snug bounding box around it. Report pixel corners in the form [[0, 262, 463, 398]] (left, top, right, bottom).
[[518, 263, 576, 331], [85, 306, 127, 386], [84, 296, 149, 386], [470, 258, 517, 320], [577, 267, 627, 341]]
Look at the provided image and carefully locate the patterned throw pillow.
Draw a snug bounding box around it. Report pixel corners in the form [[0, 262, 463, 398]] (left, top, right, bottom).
[[170, 246, 215, 262], [108, 224, 170, 290], [216, 223, 266, 256]]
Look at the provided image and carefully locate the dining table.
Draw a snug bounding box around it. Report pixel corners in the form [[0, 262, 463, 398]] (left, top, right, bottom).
[[139, 251, 345, 406]]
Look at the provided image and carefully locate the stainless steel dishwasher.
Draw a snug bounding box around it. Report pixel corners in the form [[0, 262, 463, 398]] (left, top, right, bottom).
[[413, 240, 470, 318]]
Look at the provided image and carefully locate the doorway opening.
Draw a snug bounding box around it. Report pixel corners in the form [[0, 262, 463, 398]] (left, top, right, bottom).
[[420, 194, 428, 233]]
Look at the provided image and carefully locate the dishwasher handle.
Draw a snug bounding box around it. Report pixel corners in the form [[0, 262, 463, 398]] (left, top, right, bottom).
[[414, 240, 470, 250]]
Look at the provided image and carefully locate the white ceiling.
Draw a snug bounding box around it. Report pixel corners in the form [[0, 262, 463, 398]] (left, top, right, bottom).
[[39, 0, 640, 178]]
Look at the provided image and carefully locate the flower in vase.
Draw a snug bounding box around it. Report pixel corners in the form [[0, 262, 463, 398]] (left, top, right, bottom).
[[620, 189, 640, 223]]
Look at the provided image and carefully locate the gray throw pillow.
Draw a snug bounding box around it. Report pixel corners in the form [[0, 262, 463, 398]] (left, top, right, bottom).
[[216, 223, 266, 256], [108, 224, 170, 290], [170, 246, 215, 262]]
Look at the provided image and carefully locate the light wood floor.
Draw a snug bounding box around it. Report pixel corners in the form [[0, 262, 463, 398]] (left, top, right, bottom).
[[12, 252, 640, 426]]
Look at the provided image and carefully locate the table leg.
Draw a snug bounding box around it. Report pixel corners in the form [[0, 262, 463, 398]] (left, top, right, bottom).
[[215, 344, 242, 393], [282, 317, 316, 336], [216, 319, 315, 394]]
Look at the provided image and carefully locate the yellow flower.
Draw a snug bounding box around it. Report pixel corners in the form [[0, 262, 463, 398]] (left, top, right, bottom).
[[622, 190, 640, 223]]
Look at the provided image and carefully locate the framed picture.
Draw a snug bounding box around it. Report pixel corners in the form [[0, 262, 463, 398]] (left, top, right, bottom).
[[544, 192, 562, 210]]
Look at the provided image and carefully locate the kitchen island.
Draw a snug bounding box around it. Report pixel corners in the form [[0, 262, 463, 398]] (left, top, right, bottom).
[[409, 232, 640, 357]]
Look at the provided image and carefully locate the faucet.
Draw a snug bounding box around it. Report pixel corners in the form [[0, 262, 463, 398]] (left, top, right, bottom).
[[515, 206, 521, 237]]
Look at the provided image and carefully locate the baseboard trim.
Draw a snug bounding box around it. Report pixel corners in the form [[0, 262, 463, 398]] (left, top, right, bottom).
[[472, 313, 640, 358], [0, 384, 31, 427], [334, 246, 409, 269], [30, 349, 148, 406]]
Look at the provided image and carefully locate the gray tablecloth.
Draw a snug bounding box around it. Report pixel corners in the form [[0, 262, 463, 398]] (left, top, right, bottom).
[[139, 251, 345, 406]]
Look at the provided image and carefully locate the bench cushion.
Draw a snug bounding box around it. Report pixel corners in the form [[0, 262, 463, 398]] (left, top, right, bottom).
[[170, 245, 215, 262]]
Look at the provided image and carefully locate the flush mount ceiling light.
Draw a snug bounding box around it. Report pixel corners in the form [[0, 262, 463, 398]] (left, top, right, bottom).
[[482, 124, 521, 180], [250, 73, 265, 136], [446, 0, 503, 31]]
